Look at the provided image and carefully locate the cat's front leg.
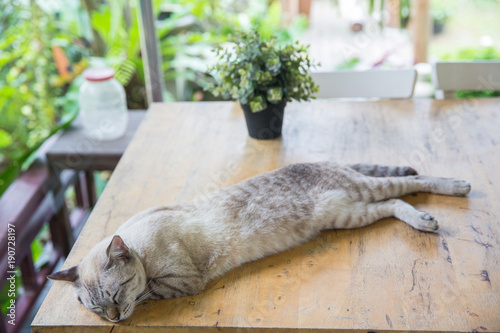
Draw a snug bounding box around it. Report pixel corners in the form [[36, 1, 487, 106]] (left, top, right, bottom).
[[341, 198, 439, 232], [137, 275, 205, 301]]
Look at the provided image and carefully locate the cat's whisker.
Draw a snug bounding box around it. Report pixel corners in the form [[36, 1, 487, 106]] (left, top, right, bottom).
[[122, 303, 131, 315], [136, 288, 153, 301], [135, 291, 154, 303], [134, 287, 158, 304], [135, 288, 157, 303], [134, 293, 149, 303], [133, 278, 156, 304]]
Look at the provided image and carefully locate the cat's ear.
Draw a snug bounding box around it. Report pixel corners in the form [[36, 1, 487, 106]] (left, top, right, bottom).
[[105, 235, 131, 268], [47, 265, 79, 284]]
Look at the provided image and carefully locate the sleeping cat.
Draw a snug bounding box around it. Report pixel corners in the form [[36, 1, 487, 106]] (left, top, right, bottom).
[[48, 162, 471, 322]]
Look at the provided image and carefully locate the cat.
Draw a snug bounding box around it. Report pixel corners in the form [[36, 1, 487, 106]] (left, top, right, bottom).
[[48, 162, 471, 322]]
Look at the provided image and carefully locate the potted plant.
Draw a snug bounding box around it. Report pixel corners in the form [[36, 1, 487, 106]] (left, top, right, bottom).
[[205, 31, 318, 139]]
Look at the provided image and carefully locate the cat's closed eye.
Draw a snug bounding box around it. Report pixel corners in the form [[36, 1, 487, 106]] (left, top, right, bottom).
[[112, 290, 120, 305]]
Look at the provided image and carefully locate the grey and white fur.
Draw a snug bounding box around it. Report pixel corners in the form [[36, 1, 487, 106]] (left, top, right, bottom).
[[48, 162, 471, 322]]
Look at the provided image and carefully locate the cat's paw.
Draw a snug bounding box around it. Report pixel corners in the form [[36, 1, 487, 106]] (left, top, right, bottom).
[[415, 212, 439, 232], [451, 179, 471, 196], [402, 166, 418, 176]]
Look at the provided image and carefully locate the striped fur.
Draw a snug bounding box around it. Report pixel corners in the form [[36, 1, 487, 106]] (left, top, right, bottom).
[[48, 162, 471, 322], [348, 163, 418, 177]]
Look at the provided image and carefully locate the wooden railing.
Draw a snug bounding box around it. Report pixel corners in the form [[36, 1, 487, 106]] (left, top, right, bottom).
[[0, 152, 91, 333], [1, 110, 145, 332]]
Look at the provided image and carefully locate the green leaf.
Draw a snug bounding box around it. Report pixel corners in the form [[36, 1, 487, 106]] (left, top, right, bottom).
[[205, 29, 318, 107], [0, 130, 13, 148], [267, 87, 283, 103], [250, 95, 267, 112]]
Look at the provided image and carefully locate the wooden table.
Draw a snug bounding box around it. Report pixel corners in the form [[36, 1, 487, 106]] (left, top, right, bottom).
[[33, 99, 500, 333], [46, 111, 145, 208], [47, 111, 145, 171]]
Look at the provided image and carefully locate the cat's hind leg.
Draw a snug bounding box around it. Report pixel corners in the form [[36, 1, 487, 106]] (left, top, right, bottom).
[[358, 175, 471, 202], [339, 199, 439, 232], [348, 164, 418, 177]]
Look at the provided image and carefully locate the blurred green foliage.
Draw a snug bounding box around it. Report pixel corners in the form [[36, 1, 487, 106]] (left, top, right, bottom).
[[86, 0, 146, 108], [441, 46, 500, 98], [206, 31, 318, 112], [430, 0, 456, 25], [158, 0, 309, 101], [0, 0, 308, 195], [0, 268, 21, 315], [336, 57, 360, 70], [0, 0, 82, 195]]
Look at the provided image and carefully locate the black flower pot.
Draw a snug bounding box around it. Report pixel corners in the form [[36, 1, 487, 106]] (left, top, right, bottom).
[[241, 101, 286, 140]]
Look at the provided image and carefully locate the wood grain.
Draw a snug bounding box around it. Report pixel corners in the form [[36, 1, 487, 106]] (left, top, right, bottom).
[[32, 99, 500, 332]]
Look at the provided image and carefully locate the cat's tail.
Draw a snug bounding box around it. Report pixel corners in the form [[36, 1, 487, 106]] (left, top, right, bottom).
[[348, 164, 418, 177]]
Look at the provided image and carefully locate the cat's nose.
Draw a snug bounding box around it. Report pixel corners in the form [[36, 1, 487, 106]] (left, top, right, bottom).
[[106, 308, 120, 321]]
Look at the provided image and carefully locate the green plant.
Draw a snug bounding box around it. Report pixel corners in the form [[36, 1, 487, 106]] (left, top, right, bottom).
[[205, 31, 318, 112], [400, 0, 411, 28], [441, 46, 500, 98], [180, 0, 308, 44], [86, 0, 146, 109], [0, 1, 80, 195], [336, 57, 360, 70], [0, 267, 21, 314], [157, 0, 309, 101], [430, 0, 455, 25]]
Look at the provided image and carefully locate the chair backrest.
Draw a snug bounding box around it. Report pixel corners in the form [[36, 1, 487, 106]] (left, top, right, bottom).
[[433, 61, 500, 99], [310, 69, 417, 99]]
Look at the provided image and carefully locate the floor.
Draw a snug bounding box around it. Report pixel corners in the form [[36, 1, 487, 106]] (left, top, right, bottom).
[[299, 0, 434, 98], [299, 0, 414, 70]]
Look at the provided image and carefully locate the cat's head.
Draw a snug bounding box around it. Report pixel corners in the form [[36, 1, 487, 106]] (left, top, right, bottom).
[[48, 235, 147, 322]]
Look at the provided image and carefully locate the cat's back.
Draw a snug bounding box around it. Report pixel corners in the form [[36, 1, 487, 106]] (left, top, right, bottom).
[[220, 161, 355, 201], [209, 162, 355, 228]]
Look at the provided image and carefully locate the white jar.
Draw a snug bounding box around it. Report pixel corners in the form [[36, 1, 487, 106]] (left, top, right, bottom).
[[79, 68, 128, 141]]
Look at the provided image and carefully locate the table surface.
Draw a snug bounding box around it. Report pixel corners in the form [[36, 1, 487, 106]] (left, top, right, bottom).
[[33, 99, 500, 333], [46, 111, 145, 170]]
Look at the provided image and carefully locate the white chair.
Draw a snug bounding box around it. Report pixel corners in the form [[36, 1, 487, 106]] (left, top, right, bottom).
[[432, 61, 500, 99], [310, 69, 418, 99]]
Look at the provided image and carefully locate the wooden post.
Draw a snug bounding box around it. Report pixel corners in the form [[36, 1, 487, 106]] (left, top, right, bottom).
[[299, 0, 312, 19], [388, 0, 401, 28], [84, 170, 97, 208], [411, 0, 430, 63], [49, 203, 74, 257], [280, 0, 299, 24], [20, 254, 38, 293], [137, 0, 164, 104]]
